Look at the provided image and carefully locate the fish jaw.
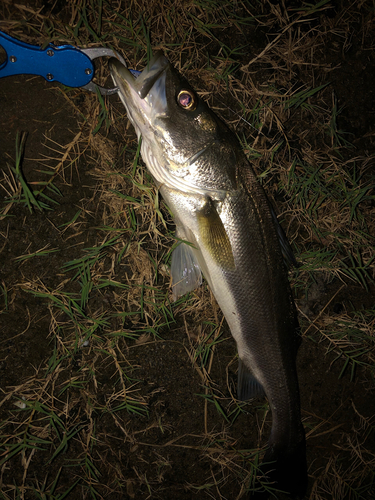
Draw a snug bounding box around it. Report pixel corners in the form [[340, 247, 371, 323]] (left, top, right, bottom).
[[109, 53, 169, 133]]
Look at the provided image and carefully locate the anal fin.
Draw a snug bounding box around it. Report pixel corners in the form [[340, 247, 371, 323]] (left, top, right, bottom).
[[237, 358, 265, 401]]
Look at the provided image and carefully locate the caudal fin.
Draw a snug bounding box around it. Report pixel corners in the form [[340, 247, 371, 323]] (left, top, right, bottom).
[[248, 439, 307, 500]]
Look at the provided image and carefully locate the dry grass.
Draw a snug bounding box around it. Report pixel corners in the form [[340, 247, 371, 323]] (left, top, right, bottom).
[[0, 0, 375, 499]]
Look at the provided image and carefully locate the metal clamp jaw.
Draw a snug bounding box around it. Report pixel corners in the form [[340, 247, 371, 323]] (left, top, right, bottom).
[[0, 30, 126, 95]]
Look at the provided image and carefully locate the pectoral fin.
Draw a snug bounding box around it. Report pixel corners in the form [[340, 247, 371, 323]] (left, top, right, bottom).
[[197, 200, 235, 270]]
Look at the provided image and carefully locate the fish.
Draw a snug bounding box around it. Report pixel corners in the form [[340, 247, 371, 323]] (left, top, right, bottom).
[[110, 52, 307, 498]]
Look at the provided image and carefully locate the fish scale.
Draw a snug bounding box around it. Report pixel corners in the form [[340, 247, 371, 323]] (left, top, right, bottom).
[[110, 52, 307, 499]]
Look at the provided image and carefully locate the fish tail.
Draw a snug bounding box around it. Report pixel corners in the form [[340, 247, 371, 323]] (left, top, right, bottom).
[[248, 438, 308, 499]]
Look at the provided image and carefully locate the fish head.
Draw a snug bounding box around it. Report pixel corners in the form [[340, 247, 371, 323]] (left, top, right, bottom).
[[109, 52, 237, 192]]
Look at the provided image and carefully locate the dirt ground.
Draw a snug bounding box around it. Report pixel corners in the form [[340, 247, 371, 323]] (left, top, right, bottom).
[[1, 1, 375, 499]]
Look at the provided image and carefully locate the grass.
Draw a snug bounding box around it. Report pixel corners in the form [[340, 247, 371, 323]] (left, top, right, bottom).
[[1, 133, 54, 215], [1, 0, 375, 499]]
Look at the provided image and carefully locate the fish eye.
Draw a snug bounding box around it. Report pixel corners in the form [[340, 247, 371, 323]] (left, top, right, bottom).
[[177, 89, 196, 110]]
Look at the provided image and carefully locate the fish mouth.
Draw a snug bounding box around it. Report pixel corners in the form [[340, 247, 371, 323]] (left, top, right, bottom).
[[109, 52, 169, 121]]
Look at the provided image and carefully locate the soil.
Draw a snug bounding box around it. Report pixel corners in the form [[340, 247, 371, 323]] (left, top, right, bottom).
[[1, 1, 375, 500]]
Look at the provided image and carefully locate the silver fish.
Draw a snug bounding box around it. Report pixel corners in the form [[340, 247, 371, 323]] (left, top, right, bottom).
[[110, 53, 307, 498]]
